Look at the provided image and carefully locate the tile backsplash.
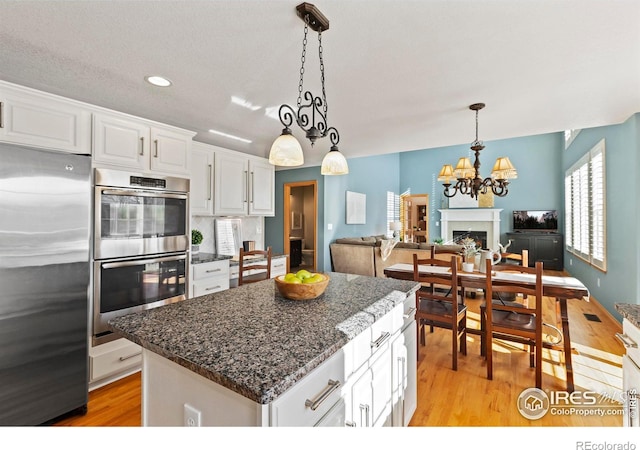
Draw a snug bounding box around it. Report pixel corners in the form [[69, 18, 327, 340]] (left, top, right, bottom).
[[191, 215, 264, 255]]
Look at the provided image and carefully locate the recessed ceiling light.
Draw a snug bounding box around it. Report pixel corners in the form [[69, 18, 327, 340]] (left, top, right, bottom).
[[208, 129, 252, 144], [145, 75, 172, 87], [231, 96, 261, 111]]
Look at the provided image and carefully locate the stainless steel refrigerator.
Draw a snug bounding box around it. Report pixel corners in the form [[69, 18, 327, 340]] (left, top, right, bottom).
[[0, 142, 91, 425]]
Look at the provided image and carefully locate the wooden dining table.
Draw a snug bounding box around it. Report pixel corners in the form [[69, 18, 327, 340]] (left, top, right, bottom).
[[383, 263, 590, 392]]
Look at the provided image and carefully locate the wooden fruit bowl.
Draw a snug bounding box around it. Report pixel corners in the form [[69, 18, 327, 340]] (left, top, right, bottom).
[[274, 274, 330, 301]]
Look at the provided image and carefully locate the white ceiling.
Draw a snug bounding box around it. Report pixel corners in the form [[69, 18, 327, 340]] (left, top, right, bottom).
[[1, 0, 639, 168]]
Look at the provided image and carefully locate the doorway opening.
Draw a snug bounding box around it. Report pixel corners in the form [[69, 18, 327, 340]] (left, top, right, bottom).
[[284, 181, 318, 273], [400, 193, 429, 243]]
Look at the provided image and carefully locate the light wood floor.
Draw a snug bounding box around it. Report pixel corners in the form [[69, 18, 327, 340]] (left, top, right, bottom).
[[54, 271, 626, 427]]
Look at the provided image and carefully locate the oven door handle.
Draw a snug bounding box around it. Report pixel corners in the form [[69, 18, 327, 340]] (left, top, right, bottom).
[[101, 188, 188, 200], [101, 254, 187, 269]]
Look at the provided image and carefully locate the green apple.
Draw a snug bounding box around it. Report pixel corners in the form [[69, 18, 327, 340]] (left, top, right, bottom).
[[295, 269, 312, 280], [288, 277, 302, 284], [284, 273, 298, 282], [303, 273, 325, 284]]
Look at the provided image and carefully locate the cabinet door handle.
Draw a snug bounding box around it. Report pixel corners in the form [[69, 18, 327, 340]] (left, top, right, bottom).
[[205, 285, 221, 291], [345, 420, 356, 427], [139, 137, 144, 155], [304, 379, 340, 411], [208, 164, 212, 201], [206, 268, 222, 273], [119, 351, 142, 362], [359, 403, 370, 427], [370, 331, 391, 349], [0, 101, 4, 128], [154, 139, 158, 157], [250, 171, 255, 204], [615, 333, 638, 348], [243, 170, 248, 203]]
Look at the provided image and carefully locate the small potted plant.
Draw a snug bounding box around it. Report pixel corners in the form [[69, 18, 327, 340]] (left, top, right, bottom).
[[191, 229, 203, 254], [461, 237, 478, 272]]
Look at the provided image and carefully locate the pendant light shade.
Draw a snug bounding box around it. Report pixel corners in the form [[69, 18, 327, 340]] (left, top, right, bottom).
[[491, 156, 518, 180], [321, 146, 349, 175], [269, 129, 304, 166]]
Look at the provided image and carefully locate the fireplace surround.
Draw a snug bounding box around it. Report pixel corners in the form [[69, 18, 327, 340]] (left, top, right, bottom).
[[439, 208, 502, 251]]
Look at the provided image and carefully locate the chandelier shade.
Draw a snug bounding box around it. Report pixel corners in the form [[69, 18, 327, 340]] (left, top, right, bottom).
[[439, 103, 517, 199], [269, 2, 348, 175], [269, 129, 304, 166], [320, 146, 349, 175]]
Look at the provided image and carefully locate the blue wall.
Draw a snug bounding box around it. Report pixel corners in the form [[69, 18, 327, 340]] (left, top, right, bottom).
[[399, 132, 564, 245], [266, 114, 640, 321], [265, 166, 325, 270], [322, 153, 401, 271], [561, 114, 640, 320]]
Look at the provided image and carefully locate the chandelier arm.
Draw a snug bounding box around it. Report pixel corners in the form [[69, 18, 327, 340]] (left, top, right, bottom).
[[326, 126, 340, 146], [278, 104, 296, 129]]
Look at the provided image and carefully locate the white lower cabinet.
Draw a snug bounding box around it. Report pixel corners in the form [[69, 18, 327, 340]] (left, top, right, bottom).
[[190, 259, 230, 298], [89, 338, 142, 390]]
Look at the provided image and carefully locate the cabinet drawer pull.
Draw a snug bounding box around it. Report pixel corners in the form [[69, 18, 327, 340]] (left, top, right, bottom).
[[304, 379, 340, 411], [205, 285, 221, 291], [370, 331, 391, 349], [403, 307, 417, 319], [615, 333, 638, 348], [345, 420, 356, 427], [139, 137, 144, 155], [206, 268, 222, 273], [119, 351, 141, 362]]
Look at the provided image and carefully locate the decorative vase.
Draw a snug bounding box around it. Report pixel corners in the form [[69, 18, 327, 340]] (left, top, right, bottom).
[[191, 244, 199, 254]]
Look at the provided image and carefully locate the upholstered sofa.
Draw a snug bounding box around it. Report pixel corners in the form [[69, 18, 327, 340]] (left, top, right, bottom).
[[329, 235, 463, 278]]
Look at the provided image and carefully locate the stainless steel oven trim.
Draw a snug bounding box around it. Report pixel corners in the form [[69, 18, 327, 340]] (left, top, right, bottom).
[[93, 184, 189, 260], [92, 252, 188, 345]]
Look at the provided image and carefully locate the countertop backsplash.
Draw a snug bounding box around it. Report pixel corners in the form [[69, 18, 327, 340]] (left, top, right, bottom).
[[191, 216, 264, 255]]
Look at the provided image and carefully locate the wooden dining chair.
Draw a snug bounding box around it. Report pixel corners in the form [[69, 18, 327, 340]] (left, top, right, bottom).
[[482, 258, 544, 388], [238, 246, 272, 286], [413, 253, 467, 370]]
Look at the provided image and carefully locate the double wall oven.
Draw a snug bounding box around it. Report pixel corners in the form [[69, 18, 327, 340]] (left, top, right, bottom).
[[92, 168, 189, 345]]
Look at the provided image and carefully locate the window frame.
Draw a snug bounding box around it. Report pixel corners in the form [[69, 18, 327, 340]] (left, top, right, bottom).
[[564, 139, 607, 271]]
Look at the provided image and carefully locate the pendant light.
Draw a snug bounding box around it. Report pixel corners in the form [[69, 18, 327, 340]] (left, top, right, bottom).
[[269, 2, 348, 175]]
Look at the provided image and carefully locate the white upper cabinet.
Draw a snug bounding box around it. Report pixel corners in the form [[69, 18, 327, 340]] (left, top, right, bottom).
[[0, 81, 92, 154], [190, 142, 215, 216], [213, 150, 275, 216], [93, 112, 195, 176]]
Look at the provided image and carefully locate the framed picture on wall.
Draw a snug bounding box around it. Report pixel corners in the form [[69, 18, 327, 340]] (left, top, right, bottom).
[[346, 191, 366, 224], [291, 212, 302, 230]]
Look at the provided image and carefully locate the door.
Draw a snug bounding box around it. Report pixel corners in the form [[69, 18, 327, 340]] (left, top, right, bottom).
[[249, 159, 275, 216], [284, 181, 318, 273], [93, 112, 149, 170], [150, 126, 191, 175]]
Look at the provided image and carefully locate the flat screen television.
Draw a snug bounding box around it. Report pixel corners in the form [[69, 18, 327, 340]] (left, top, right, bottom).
[[512, 210, 558, 232]]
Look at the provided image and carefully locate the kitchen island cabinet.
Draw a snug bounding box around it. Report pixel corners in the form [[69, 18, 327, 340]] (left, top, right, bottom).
[[109, 272, 419, 426]]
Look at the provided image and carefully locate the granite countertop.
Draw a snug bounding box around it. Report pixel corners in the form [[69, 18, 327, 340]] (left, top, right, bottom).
[[190, 252, 233, 265], [108, 272, 419, 404], [615, 303, 640, 329]]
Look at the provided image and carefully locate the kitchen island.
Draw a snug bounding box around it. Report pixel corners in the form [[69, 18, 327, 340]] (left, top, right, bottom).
[[109, 272, 420, 426]]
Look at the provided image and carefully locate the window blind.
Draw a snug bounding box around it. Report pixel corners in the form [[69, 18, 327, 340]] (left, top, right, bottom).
[[564, 139, 606, 271]]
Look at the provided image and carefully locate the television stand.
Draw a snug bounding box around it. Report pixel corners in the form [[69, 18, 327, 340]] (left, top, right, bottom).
[[505, 232, 563, 270]]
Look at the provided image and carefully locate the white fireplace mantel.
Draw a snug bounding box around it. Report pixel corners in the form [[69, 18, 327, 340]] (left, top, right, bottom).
[[439, 208, 503, 251]]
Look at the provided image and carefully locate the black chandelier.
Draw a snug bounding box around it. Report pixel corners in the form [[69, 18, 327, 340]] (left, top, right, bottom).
[[438, 103, 517, 199], [268, 3, 348, 175]]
